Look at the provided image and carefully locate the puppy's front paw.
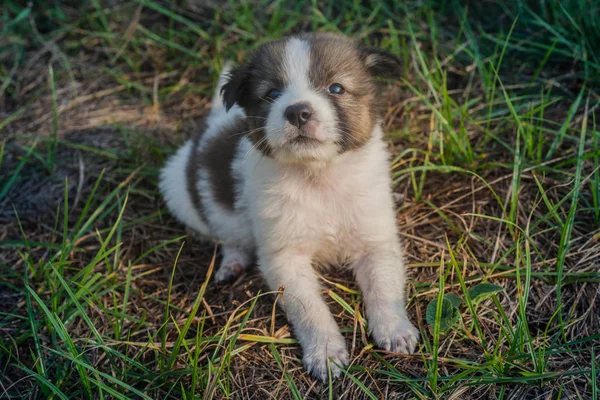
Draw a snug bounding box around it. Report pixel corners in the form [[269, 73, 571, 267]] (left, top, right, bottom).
[[371, 317, 419, 354], [302, 334, 349, 383]]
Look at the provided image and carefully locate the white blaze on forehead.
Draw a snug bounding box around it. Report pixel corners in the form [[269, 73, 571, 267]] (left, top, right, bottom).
[[284, 38, 311, 87]]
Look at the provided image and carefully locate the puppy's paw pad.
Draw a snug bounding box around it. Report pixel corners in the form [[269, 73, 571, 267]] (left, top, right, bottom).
[[372, 319, 420, 354], [214, 262, 244, 284], [303, 337, 349, 383], [214, 248, 250, 284]]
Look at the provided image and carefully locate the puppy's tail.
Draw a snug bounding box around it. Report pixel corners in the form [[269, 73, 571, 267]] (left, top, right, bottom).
[[210, 61, 235, 112]]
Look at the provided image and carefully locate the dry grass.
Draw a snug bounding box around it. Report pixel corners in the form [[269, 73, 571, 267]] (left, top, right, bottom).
[[1, 1, 599, 399]]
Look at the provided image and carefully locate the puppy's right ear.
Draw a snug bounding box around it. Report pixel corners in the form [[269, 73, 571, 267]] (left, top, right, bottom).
[[221, 65, 251, 111], [360, 47, 402, 80]]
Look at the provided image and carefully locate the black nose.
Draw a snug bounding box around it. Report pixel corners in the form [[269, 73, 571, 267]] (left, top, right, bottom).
[[285, 103, 313, 128]]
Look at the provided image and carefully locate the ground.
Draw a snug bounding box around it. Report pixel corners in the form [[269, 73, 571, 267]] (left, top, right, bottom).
[[1, 1, 599, 399]]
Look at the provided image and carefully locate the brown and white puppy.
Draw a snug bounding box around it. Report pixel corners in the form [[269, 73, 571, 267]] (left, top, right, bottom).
[[159, 33, 419, 381]]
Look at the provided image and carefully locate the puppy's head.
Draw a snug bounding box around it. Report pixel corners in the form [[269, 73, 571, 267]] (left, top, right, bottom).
[[221, 33, 400, 164]]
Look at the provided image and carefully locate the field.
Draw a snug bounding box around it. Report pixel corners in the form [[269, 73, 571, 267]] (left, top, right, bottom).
[[1, 0, 599, 398]]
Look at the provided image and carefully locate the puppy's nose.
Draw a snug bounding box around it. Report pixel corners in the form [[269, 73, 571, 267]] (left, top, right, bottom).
[[285, 103, 313, 128]]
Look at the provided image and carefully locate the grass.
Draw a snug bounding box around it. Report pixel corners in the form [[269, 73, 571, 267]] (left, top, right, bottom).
[[1, 0, 599, 398]]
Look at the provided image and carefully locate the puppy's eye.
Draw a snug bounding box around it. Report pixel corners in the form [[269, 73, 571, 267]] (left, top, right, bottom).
[[266, 88, 282, 100], [328, 83, 345, 95]]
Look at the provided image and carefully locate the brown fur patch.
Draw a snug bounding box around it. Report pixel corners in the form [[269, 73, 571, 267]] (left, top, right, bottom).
[[307, 34, 379, 151], [198, 118, 246, 210], [221, 39, 288, 156], [185, 126, 208, 222]]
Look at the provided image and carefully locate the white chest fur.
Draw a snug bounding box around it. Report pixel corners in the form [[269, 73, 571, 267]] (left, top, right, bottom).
[[238, 126, 399, 268]]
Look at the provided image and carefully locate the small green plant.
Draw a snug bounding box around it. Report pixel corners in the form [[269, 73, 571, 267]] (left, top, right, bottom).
[[426, 294, 461, 333], [467, 283, 504, 304], [426, 284, 504, 333]]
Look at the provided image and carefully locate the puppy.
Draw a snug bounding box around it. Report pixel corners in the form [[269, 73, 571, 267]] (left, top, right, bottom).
[[159, 32, 419, 381]]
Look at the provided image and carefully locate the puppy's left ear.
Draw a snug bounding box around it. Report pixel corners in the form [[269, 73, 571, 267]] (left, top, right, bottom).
[[220, 65, 251, 111], [360, 47, 402, 80]]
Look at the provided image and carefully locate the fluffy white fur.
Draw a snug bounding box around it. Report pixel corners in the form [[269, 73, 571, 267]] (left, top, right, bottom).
[[159, 140, 211, 236], [159, 36, 419, 382]]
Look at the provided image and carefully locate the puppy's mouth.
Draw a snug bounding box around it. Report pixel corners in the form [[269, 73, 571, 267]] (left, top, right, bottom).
[[267, 112, 339, 162], [286, 121, 327, 146], [289, 134, 321, 146]]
